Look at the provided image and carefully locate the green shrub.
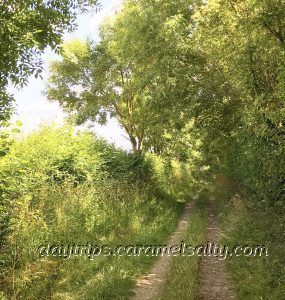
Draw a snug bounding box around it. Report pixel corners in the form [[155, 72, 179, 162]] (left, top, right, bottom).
[[0, 124, 189, 299]]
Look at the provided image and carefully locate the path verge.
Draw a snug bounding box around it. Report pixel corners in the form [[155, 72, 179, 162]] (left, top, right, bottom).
[[131, 199, 196, 300]]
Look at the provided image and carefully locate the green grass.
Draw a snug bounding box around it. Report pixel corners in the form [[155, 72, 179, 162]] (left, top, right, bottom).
[[214, 187, 285, 300], [52, 198, 184, 300], [0, 125, 196, 299], [157, 193, 208, 300], [1, 185, 184, 300]]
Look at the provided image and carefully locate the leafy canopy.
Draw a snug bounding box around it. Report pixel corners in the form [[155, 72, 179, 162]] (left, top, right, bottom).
[[0, 0, 100, 124], [47, 0, 203, 152]]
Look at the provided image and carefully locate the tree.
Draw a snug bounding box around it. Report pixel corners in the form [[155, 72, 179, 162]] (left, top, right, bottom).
[[0, 0, 100, 124], [192, 0, 285, 210], [47, 0, 205, 153], [46, 38, 153, 153]]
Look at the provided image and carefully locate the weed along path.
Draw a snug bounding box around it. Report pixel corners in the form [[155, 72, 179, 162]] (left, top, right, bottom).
[[131, 200, 196, 300], [196, 196, 236, 300], [131, 194, 237, 300]]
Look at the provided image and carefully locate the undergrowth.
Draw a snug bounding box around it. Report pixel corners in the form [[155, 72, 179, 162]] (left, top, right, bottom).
[[0, 125, 195, 299], [214, 181, 285, 300]]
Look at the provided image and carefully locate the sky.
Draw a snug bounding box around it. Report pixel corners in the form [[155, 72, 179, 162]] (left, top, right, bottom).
[[10, 0, 131, 150]]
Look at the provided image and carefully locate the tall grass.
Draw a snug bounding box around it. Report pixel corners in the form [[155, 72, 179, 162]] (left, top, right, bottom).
[[157, 193, 208, 300], [213, 181, 285, 300], [0, 125, 193, 299]]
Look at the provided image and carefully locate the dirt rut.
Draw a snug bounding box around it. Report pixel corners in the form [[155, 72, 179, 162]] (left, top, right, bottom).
[[196, 196, 236, 300], [131, 200, 195, 300]]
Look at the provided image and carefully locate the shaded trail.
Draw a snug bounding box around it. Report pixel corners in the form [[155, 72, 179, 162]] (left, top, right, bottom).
[[131, 200, 196, 300], [196, 196, 236, 300]]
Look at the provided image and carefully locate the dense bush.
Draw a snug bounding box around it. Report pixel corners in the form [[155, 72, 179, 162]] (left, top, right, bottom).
[[0, 124, 192, 299]]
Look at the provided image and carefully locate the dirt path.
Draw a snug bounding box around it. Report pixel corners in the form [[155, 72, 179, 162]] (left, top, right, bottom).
[[131, 200, 196, 300], [196, 196, 236, 300]]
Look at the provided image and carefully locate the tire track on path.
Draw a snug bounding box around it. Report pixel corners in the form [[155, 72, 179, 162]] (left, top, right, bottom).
[[131, 199, 196, 300], [196, 196, 236, 300]]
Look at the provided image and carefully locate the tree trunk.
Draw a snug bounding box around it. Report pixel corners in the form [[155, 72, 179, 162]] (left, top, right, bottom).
[[130, 135, 138, 152]]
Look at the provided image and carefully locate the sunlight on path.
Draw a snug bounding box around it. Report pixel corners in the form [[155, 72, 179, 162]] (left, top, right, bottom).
[[196, 196, 236, 300], [131, 200, 196, 300]]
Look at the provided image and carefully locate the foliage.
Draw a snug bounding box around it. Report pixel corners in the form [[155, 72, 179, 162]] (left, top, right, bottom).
[[46, 0, 205, 152], [1, 0, 285, 298], [214, 183, 285, 300], [192, 0, 285, 213], [0, 124, 189, 299], [0, 0, 100, 124]]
